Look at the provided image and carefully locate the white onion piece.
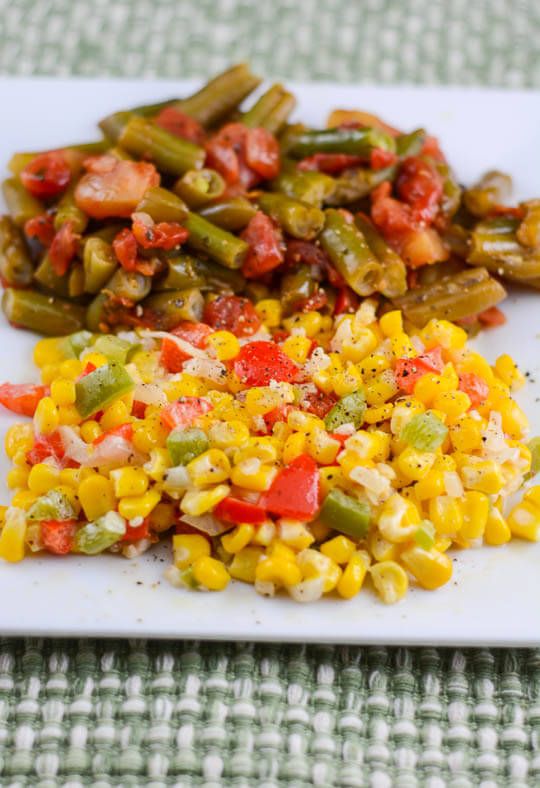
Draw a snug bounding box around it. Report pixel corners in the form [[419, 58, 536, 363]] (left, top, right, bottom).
[[180, 513, 232, 536], [134, 383, 167, 406], [140, 330, 208, 359], [183, 357, 227, 383], [59, 426, 143, 468]]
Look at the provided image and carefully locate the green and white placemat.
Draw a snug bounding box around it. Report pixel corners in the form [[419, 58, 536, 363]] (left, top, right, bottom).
[[1, 0, 540, 784]]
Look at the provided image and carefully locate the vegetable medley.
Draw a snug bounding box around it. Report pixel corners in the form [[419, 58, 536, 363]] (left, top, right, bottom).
[[0, 64, 539, 604], [0, 305, 538, 603]]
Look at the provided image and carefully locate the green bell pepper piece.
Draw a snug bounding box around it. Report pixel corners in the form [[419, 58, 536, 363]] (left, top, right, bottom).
[[401, 412, 448, 452], [318, 488, 370, 540], [75, 362, 134, 418], [324, 390, 366, 431], [65, 330, 94, 358], [92, 335, 133, 364], [27, 490, 76, 522], [75, 511, 126, 555], [167, 428, 209, 466]]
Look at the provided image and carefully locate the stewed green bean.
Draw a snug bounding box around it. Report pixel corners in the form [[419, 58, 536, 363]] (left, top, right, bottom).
[[0, 216, 34, 288]]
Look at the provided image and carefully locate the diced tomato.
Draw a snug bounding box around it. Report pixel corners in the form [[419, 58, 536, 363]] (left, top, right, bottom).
[[421, 135, 446, 163], [297, 153, 364, 174], [20, 151, 71, 199], [41, 519, 77, 555], [154, 107, 205, 144], [301, 388, 337, 419], [261, 454, 320, 521], [132, 400, 147, 419], [263, 404, 294, 430], [24, 213, 55, 246], [113, 228, 138, 272], [214, 496, 267, 525], [241, 211, 284, 278], [122, 517, 151, 542], [370, 148, 398, 170], [284, 240, 332, 276], [297, 289, 328, 312], [27, 431, 65, 465], [160, 337, 190, 373], [477, 306, 507, 327], [203, 295, 261, 338], [396, 156, 444, 224], [160, 397, 212, 431], [244, 127, 280, 179], [49, 220, 80, 276], [0, 383, 49, 417], [74, 158, 160, 219], [458, 373, 490, 409], [329, 432, 349, 447], [394, 347, 444, 394], [334, 286, 360, 315], [171, 321, 213, 347], [233, 341, 303, 387], [206, 135, 240, 184], [371, 180, 417, 236], [78, 362, 96, 379], [93, 422, 134, 446], [487, 205, 525, 219], [132, 218, 189, 251]]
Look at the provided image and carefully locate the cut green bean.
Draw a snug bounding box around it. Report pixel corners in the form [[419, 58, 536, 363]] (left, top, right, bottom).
[[7, 141, 109, 176], [173, 63, 261, 127], [54, 184, 89, 233], [198, 197, 257, 230], [285, 126, 396, 158], [173, 168, 226, 209], [354, 214, 407, 298], [242, 83, 296, 133], [319, 209, 381, 296], [395, 128, 426, 158], [2, 178, 44, 227], [105, 268, 152, 303], [264, 93, 297, 136], [154, 254, 207, 291], [83, 238, 118, 294], [184, 212, 248, 270], [194, 259, 246, 292], [34, 254, 71, 297], [326, 165, 396, 206], [141, 288, 204, 330], [135, 187, 189, 224], [257, 192, 324, 240], [463, 171, 513, 218], [271, 169, 335, 207], [468, 217, 540, 282], [119, 116, 205, 176], [68, 264, 85, 298], [280, 264, 317, 315], [0, 216, 34, 287], [2, 287, 86, 335]]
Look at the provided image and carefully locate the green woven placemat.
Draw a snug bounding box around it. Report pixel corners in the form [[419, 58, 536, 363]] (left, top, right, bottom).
[[1, 1, 540, 785]]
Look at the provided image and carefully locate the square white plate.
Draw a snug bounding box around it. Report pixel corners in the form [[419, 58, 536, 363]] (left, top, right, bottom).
[[0, 78, 539, 645]]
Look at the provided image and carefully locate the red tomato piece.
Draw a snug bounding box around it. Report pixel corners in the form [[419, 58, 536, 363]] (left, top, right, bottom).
[[20, 151, 71, 199], [297, 290, 328, 312], [203, 295, 261, 338], [132, 219, 189, 251], [458, 373, 490, 409], [297, 153, 365, 174], [477, 306, 507, 327], [171, 321, 213, 347], [161, 321, 214, 371], [160, 397, 212, 431], [0, 383, 49, 417], [233, 341, 303, 387], [421, 135, 446, 163], [334, 286, 360, 315], [241, 211, 284, 278], [370, 148, 398, 170], [132, 400, 147, 419], [371, 180, 417, 236], [205, 136, 240, 184], [245, 127, 280, 179], [154, 107, 205, 144], [41, 519, 77, 555], [122, 517, 151, 542], [93, 423, 134, 446], [49, 220, 81, 276], [261, 454, 320, 521], [24, 213, 55, 246], [263, 404, 294, 430], [27, 431, 65, 465], [301, 389, 337, 419], [396, 156, 444, 224], [160, 337, 189, 373], [113, 228, 138, 272], [74, 158, 160, 219], [394, 347, 444, 394], [213, 496, 267, 525]]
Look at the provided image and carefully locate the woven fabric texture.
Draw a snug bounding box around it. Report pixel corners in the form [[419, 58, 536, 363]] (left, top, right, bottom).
[[1, 0, 540, 785]]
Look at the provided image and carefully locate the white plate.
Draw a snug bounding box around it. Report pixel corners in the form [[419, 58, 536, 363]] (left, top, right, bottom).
[[0, 78, 539, 645]]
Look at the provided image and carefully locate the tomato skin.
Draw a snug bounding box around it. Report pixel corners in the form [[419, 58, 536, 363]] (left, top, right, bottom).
[[132, 401, 147, 419], [261, 454, 320, 521], [24, 213, 55, 246], [74, 158, 160, 219], [113, 228, 138, 272], [477, 306, 506, 327], [41, 519, 77, 555], [213, 497, 267, 525], [241, 211, 284, 278], [421, 135, 446, 162], [21, 151, 71, 199], [334, 286, 359, 315], [160, 397, 212, 431], [171, 321, 213, 347], [301, 388, 337, 419], [160, 322, 213, 372], [206, 123, 279, 188], [233, 341, 303, 387], [206, 135, 240, 184], [204, 295, 261, 338], [93, 423, 134, 446], [49, 220, 80, 276], [27, 431, 65, 465], [458, 373, 490, 408], [154, 107, 205, 144], [0, 383, 49, 417], [263, 404, 294, 430], [394, 347, 444, 394], [122, 517, 151, 542], [297, 153, 364, 174], [160, 337, 187, 373], [370, 148, 398, 170], [396, 156, 443, 224], [132, 219, 188, 251], [244, 127, 280, 179]]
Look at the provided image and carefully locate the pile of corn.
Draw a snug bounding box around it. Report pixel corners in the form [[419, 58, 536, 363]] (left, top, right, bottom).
[[1, 298, 538, 605]]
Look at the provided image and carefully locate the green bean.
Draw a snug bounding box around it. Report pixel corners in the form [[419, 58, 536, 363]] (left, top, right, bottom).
[[7, 141, 109, 175], [198, 197, 257, 230], [173, 169, 226, 209], [184, 212, 248, 270], [271, 169, 335, 207], [393, 267, 507, 326], [354, 214, 407, 298], [280, 265, 317, 315], [442, 223, 470, 258], [257, 192, 324, 240], [242, 84, 296, 133], [141, 289, 204, 330], [99, 111, 133, 143], [85, 294, 110, 333], [319, 209, 381, 296], [467, 216, 540, 281], [54, 184, 89, 233], [2, 287, 86, 335], [435, 162, 462, 221], [83, 238, 118, 294], [2, 178, 44, 227], [87, 223, 127, 244], [105, 268, 152, 303], [194, 259, 245, 292], [173, 63, 261, 127], [0, 216, 34, 287], [285, 126, 396, 158], [119, 117, 205, 176], [34, 254, 71, 297], [415, 259, 467, 287], [516, 201, 540, 248], [68, 263, 85, 298], [154, 254, 207, 291], [264, 93, 298, 136], [135, 187, 189, 224], [463, 171, 513, 218], [326, 165, 395, 206], [395, 129, 426, 158]]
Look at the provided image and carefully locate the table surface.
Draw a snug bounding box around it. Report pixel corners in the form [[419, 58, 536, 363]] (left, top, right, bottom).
[[1, 1, 540, 785]]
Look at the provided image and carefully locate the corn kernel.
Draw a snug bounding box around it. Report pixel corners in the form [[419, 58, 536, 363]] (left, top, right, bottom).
[[319, 466, 345, 497], [460, 458, 504, 495], [429, 495, 463, 536], [413, 374, 452, 407], [193, 555, 230, 591], [165, 373, 207, 401], [59, 468, 89, 489], [235, 438, 279, 465], [6, 466, 29, 490], [255, 299, 282, 328], [414, 470, 446, 501], [400, 546, 453, 590], [333, 363, 364, 397], [79, 475, 117, 521], [365, 370, 399, 407], [370, 561, 408, 604], [494, 354, 525, 391], [100, 400, 131, 431], [118, 488, 161, 520], [229, 546, 263, 583], [420, 319, 467, 351], [397, 446, 436, 482], [180, 484, 230, 516], [460, 491, 489, 540], [4, 423, 34, 459], [186, 449, 230, 487], [110, 467, 149, 498], [507, 500, 540, 541], [222, 524, 255, 554], [144, 448, 171, 482], [484, 506, 511, 545], [207, 330, 241, 361], [173, 534, 210, 568], [57, 404, 81, 426], [277, 519, 315, 551], [320, 535, 356, 564], [282, 335, 312, 364], [368, 529, 401, 562], [10, 490, 37, 510], [27, 463, 60, 495], [390, 332, 416, 359], [364, 403, 394, 425], [33, 337, 67, 368], [358, 353, 390, 381], [311, 520, 332, 542], [59, 358, 84, 380], [33, 397, 59, 436], [0, 508, 27, 563], [337, 550, 370, 599], [251, 520, 276, 546], [255, 556, 302, 587], [148, 502, 175, 532], [245, 386, 290, 417], [296, 548, 341, 592], [500, 398, 529, 439], [208, 420, 250, 450], [524, 486, 540, 507], [80, 420, 102, 443], [305, 428, 340, 465], [341, 327, 378, 363], [378, 493, 421, 543], [449, 416, 484, 453], [283, 311, 322, 338], [81, 351, 108, 368], [49, 378, 76, 407], [379, 310, 403, 338], [432, 390, 471, 424]]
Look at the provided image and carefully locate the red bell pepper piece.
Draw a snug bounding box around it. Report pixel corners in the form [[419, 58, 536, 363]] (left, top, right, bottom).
[[233, 341, 303, 387], [26, 431, 65, 465], [214, 496, 267, 525], [261, 454, 320, 521], [41, 519, 77, 555], [159, 322, 213, 372], [122, 517, 151, 542], [394, 346, 444, 394], [458, 373, 490, 409], [0, 383, 49, 417], [241, 211, 284, 278], [160, 397, 212, 431], [93, 422, 134, 445]]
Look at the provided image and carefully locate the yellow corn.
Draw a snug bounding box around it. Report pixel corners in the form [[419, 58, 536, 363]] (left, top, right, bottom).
[[358, 352, 390, 380], [368, 529, 401, 562], [320, 535, 356, 564], [432, 390, 471, 424], [319, 466, 346, 497], [144, 448, 171, 482], [33, 337, 67, 368], [414, 470, 446, 501], [186, 449, 230, 487], [305, 429, 340, 465], [449, 416, 484, 453], [173, 534, 210, 568], [460, 459, 504, 495], [460, 491, 489, 540], [78, 475, 117, 521], [500, 398, 528, 439], [33, 397, 59, 436], [132, 417, 168, 453], [390, 400, 425, 435], [507, 500, 540, 541], [336, 550, 370, 599], [296, 548, 341, 592], [118, 489, 161, 520], [4, 423, 33, 459], [59, 468, 92, 488], [365, 370, 399, 407], [255, 299, 282, 328], [229, 546, 263, 583], [364, 403, 394, 425], [165, 373, 207, 400], [484, 506, 511, 546], [420, 319, 467, 351], [6, 465, 29, 490], [230, 458, 276, 492], [370, 561, 408, 604], [206, 330, 240, 361], [390, 332, 416, 359], [222, 524, 255, 554], [10, 491, 37, 510], [57, 404, 81, 426], [277, 520, 315, 551], [81, 351, 108, 368], [180, 484, 230, 516], [378, 493, 420, 542], [80, 420, 102, 443], [100, 400, 131, 431], [333, 363, 364, 397], [283, 311, 322, 338], [397, 447, 436, 482], [208, 420, 250, 450], [40, 364, 60, 385], [282, 432, 307, 464], [148, 502, 176, 532], [192, 556, 230, 591], [27, 463, 60, 495], [0, 508, 27, 562], [50, 378, 76, 407], [341, 327, 378, 363], [524, 486, 540, 507], [57, 358, 83, 380], [245, 385, 294, 416], [110, 467, 149, 498], [310, 520, 332, 543], [235, 437, 280, 465], [429, 495, 463, 536], [282, 335, 312, 364], [400, 546, 453, 590], [494, 354, 525, 391], [255, 555, 302, 587], [379, 310, 403, 338], [251, 520, 276, 546]]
